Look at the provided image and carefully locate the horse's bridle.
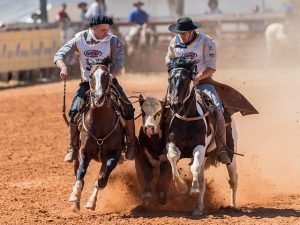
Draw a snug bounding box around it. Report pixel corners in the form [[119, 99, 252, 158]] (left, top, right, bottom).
[[89, 65, 111, 108], [168, 67, 209, 122], [168, 67, 193, 114]]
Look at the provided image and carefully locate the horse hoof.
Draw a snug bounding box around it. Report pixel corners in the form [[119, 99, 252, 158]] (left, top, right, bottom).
[[96, 177, 108, 189], [142, 192, 152, 199], [73, 202, 80, 211], [69, 194, 79, 202], [142, 192, 152, 207], [158, 192, 166, 205], [190, 188, 200, 196], [85, 201, 96, 210], [192, 209, 203, 217], [175, 182, 188, 194], [174, 176, 188, 194]]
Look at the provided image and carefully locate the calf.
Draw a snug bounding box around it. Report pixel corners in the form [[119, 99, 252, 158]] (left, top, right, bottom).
[[136, 96, 172, 205]]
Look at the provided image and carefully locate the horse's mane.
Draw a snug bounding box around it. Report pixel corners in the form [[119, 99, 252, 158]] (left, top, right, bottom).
[[167, 57, 195, 73]]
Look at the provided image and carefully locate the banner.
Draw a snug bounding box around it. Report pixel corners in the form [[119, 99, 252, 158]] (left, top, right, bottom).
[[0, 28, 61, 73]]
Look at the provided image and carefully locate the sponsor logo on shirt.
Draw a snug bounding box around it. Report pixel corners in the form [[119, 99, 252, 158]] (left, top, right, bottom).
[[182, 52, 197, 60], [84, 50, 102, 58]]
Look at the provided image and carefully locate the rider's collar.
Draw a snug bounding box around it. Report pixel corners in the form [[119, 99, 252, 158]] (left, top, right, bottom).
[[88, 29, 113, 42]]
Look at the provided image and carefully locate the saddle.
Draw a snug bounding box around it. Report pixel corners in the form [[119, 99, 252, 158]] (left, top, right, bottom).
[[194, 89, 234, 161]]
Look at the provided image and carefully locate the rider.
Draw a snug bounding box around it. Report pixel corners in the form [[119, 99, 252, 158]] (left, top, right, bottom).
[[54, 15, 136, 162], [165, 17, 231, 164], [128, 1, 149, 26]]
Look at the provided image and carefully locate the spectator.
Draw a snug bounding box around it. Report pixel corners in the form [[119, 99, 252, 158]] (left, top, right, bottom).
[[128, 1, 149, 25], [167, 0, 184, 18], [31, 13, 41, 23], [55, 3, 71, 23], [283, 1, 295, 15], [78, 2, 88, 22], [0, 21, 4, 30], [206, 0, 222, 15], [251, 4, 260, 13], [85, 0, 107, 21], [249, 5, 265, 34]]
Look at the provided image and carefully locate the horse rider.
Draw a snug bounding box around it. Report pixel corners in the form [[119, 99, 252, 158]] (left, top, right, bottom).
[[165, 17, 231, 164], [54, 15, 136, 163], [128, 1, 149, 26]]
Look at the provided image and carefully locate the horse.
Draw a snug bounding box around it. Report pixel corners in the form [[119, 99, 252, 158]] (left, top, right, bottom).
[[68, 59, 125, 211], [264, 15, 300, 67], [166, 58, 238, 216], [135, 96, 172, 206]]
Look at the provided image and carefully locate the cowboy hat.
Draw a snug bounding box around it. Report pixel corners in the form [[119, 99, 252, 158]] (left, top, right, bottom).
[[168, 17, 201, 33], [77, 2, 87, 8], [133, 1, 144, 7]]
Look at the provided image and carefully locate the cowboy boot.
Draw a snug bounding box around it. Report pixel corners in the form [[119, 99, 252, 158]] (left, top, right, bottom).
[[124, 119, 137, 160], [64, 123, 79, 163], [216, 113, 231, 165]]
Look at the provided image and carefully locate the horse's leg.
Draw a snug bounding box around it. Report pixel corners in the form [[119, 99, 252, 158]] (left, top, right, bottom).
[[227, 157, 238, 208], [166, 142, 187, 194], [156, 161, 172, 204], [193, 163, 206, 217], [86, 151, 121, 210], [96, 151, 121, 188], [85, 186, 99, 210], [72, 153, 81, 211], [69, 151, 91, 204], [190, 145, 206, 195], [226, 120, 238, 208]]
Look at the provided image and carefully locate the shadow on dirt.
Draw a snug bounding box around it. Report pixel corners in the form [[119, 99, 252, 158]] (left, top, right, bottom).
[[127, 204, 300, 220]]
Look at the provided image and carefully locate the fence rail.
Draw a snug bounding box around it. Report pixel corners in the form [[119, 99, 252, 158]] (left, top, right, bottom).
[[0, 12, 284, 77]]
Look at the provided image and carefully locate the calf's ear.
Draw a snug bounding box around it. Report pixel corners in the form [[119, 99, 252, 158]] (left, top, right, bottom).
[[139, 94, 145, 107]]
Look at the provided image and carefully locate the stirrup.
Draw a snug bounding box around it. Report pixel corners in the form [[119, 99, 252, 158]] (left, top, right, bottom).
[[217, 149, 231, 165]]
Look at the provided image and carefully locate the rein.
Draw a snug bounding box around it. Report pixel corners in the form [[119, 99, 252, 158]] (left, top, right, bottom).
[[82, 112, 120, 147], [62, 80, 69, 126]]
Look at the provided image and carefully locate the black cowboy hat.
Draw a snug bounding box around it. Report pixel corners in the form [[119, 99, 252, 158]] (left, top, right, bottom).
[[133, 1, 144, 6], [77, 2, 87, 8], [168, 17, 201, 33]]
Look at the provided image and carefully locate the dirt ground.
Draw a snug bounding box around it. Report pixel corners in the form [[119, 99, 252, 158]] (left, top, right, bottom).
[[1, 39, 300, 224]]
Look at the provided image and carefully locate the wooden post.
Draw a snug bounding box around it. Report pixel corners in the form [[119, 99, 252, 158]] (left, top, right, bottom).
[[40, 0, 48, 23]]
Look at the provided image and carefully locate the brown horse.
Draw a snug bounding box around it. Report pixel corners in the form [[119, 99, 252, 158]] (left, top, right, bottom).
[[69, 59, 125, 210]]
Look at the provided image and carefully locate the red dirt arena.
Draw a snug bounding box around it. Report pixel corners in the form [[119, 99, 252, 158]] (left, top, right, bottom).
[[1, 57, 300, 224]]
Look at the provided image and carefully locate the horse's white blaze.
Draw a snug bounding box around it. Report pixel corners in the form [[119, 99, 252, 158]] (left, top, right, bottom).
[[69, 180, 83, 202], [190, 145, 206, 194], [94, 69, 104, 97]]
